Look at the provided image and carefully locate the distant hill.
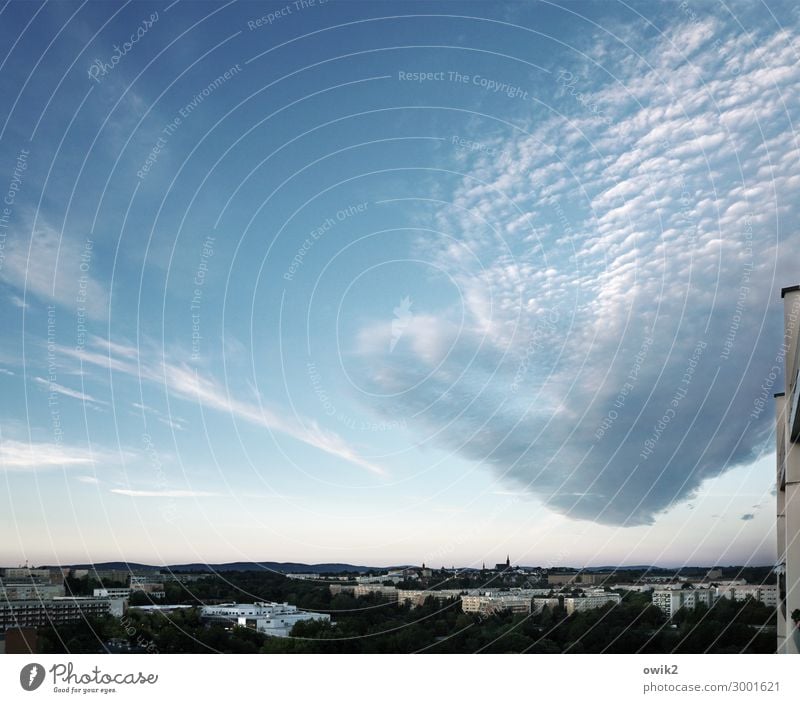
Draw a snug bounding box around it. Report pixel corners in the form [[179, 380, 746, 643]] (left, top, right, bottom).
[[43, 562, 160, 572], [43, 561, 382, 574], [165, 562, 376, 574]]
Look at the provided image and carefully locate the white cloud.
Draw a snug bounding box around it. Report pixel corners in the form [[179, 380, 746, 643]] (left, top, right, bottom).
[[350, 14, 800, 525], [33, 377, 107, 406], [109, 489, 220, 498], [0, 439, 98, 471], [57, 336, 387, 477], [0, 216, 107, 317]]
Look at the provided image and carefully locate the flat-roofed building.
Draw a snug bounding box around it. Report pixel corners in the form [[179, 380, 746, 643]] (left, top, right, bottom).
[[128, 575, 165, 598], [397, 589, 463, 608], [548, 571, 613, 586], [0, 581, 65, 600], [0, 597, 123, 631], [200, 602, 330, 637], [613, 584, 654, 593], [718, 584, 778, 608], [563, 593, 621, 615], [93, 588, 131, 600], [461, 594, 531, 615], [532, 597, 561, 614], [652, 588, 715, 618], [353, 585, 398, 601]]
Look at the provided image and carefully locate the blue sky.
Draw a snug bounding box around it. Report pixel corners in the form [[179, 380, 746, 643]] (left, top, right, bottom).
[[0, 0, 797, 568]]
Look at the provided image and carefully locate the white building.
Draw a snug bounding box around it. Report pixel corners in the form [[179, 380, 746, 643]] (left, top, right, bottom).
[[353, 585, 398, 600], [563, 593, 621, 615], [532, 597, 561, 614], [461, 594, 531, 614], [652, 588, 716, 618], [199, 602, 330, 637], [396, 589, 463, 607], [0, 581, 65, 600], [613, 584, 654, 593], [717, 584, 778, 608], [93, 588, 131, 600]]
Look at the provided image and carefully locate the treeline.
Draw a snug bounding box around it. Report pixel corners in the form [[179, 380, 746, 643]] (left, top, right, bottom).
[[37, 575, 776, 654], [38, 608, 267, 654]]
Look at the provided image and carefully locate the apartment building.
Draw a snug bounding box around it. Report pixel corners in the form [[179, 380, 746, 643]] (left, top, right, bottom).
[[717, 584, 778, 608], [652, 588, 716, 618], [396, 589, 463, 608], [461, 594, 531, 615], [353, 585, 398, 601], [0, 596, 123, 631], [776, 284, 800, 653], [563, 593, 621, 615]]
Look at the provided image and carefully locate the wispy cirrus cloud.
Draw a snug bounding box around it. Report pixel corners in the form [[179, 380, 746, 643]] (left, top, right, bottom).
[[110, 488, 220, 498], [57, 336, 387, 477], [0, 215, 106, 317], [0, 439, 99, 471], [33, 377, 107, 406]]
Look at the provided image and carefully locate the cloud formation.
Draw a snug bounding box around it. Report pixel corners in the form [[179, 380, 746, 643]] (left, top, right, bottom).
[[58, 336, 386, 477], [0, 439, 99, 471], [109, 489, 219, 498], [350, 16, 799, 525], [0, 216, 107, 318]]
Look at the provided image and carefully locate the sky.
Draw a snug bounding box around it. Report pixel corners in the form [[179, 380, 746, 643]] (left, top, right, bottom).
[[0, 0, 797, 569]]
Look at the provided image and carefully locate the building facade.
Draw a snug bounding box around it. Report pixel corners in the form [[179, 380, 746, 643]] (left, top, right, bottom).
[[0, 581, 65, 600], [651, 588, 715, 618], [547, 571, 613, 586], [199, 602, 330, 637], [461, 594, 531, 615], [396, 589, 463, 608], [776, 285, 800, 653], [93, 588, 131, 600], [0, 597, 123, 631], [353, 585, 398, 601], [717, 584, 778, 608], [563, 593, 621, 615]]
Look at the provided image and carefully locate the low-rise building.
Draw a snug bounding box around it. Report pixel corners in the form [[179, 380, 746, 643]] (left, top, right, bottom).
[[129, 575, 165, 598], [613, 583, 654, 593], [199, 602, 330, 637], [93, 588, 131, 600]]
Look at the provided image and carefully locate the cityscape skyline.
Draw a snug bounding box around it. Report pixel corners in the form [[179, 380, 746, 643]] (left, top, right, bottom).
[[1, 1, 798, 570]]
